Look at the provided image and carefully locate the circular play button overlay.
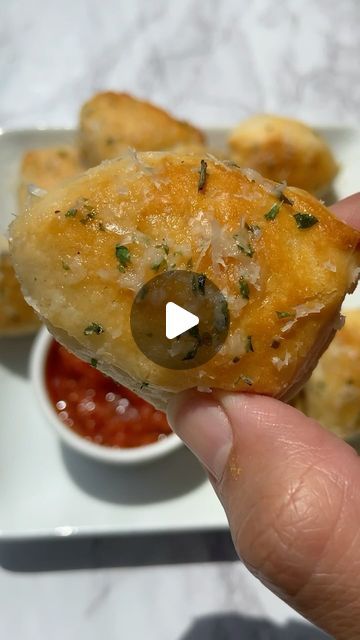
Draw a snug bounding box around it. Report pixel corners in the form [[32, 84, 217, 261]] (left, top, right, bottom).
[[130, 270, 229, 370]]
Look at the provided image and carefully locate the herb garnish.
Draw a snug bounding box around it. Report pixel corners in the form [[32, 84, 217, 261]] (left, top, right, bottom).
[[90, 358, 98, 368], [84, 322, 104, 336], [239, 277, 250, 299], [151, 258, 167, 272], [140, 381, 149, 390], [182, 345, 199, 361], [264, 202, 281, 221], [271, 339, 281, 349], [139, 285, 149, 300], [293, 212, 319, 229], [245, 223, 261, 234], [192, 273, 206, 295], [215, 300, 229, 332], [276, 311, 295, 319], [80, 210, 97, 224], [61, 260, 70, 271], [115, 245, 131, 271], [235, 374, 253, 386], [65, 208, 78, 218], [198, 159, 207, 192], [279, 192, 294, 206], [98, 222, 106, 231], [155, 242, 169, 255], [245, 335, 254, 352], [234, 235, 254, 257]]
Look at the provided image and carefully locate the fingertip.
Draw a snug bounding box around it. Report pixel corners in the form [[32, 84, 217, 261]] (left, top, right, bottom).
[[167, 389, 233, 481], [330, 192, 360, 230]]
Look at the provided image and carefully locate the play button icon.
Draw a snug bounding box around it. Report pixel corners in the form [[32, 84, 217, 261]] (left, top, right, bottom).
[[166, 302, 199, 340], [130, 270, 229, 370]]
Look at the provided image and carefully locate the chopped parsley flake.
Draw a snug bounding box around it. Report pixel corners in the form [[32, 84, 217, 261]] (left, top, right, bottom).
[[234, 234, 254, 257], [245, 223, 261, 234], [239, 277, 250, 299], [215, 300, 229, 332], [98, 222, 106, 231], [139, 284, 149, 300], [155, 242, 169, 255], [264, 202, 281, 221], [279, 192, 294, 206], [65, 208, 77, 218], [61, 260, 70, 271], [192, 273, 206, 295], [151, 257, 167, 272], [182, 345, 199, 361], [276, 311, 295, 319], [271, 339, 281, 349], [115, 245, 131, 271], [235, 374, 253, 386], [84, 322, 104, 336], [90, 358, 98, 368], [245, 335, 254, 352], [198, 159, 207, 191], [80, 208, 97, 224], [293, 212, 319, 229]]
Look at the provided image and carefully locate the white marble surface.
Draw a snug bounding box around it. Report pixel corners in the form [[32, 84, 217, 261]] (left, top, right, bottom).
[[1, 0, 357, 637]]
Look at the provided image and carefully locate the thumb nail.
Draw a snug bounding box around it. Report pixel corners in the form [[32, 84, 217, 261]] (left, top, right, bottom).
[[167, 391, 233, 482]]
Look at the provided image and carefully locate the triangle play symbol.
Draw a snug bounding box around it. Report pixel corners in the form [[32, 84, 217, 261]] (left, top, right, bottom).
[[165, 302, 199, 340]]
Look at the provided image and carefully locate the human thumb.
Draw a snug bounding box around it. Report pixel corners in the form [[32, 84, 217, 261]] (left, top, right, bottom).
[[168, 391, 360, 639]]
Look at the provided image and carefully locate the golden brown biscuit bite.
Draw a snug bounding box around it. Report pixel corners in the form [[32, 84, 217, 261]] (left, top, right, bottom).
[[0, 235, 40, 336], [18, 145, 82, 212], [228, 114, 338, 195], [9, 153, 360, 410], [78, 92, 205, 167], [297, 309, 360, 439]]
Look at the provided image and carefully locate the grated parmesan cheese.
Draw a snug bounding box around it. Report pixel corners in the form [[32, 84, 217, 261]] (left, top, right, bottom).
[[272, 351, 292, 370]]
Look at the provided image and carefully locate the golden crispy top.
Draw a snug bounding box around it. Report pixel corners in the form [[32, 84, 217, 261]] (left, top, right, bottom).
[[10, 153, 360, 400]]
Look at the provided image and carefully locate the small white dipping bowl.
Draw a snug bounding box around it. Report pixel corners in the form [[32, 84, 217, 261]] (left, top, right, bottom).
[[30, 327, 182, 465]]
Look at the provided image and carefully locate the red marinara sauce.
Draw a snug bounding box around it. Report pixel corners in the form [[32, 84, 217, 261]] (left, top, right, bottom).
[[45, 340, 171, 448]]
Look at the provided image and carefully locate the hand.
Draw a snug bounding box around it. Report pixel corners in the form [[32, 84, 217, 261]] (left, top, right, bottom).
[[167, 194, 360, 640]]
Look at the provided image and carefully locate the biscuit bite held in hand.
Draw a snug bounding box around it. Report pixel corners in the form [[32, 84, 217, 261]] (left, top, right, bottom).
[[79, 92, 205, 167], [9, 153, 360, 410]]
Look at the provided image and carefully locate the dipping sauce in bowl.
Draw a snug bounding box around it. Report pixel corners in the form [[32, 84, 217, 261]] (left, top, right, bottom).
[[45, 339, 171, 448]]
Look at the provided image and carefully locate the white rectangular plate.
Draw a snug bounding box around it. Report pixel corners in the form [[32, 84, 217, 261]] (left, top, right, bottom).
[[1, 126, 360, 541]]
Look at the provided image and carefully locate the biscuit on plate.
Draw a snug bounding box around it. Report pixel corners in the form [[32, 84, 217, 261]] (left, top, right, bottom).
[[0, 235, 40, 336], [78, 92, 205, 167], [18, 145, 82, 212], [0, 145, 81, 336], [228, 114, 338, 196], [296, 309, 360, 438], [9, 152, 360, 410]]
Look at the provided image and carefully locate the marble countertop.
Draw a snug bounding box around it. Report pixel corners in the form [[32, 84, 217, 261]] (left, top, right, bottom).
[[1, 0, 358, 637]]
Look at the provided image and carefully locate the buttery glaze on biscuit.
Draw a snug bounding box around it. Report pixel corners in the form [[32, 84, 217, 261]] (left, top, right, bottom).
[[79, 92, 205, 167], [10, 153, 360, 410]]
